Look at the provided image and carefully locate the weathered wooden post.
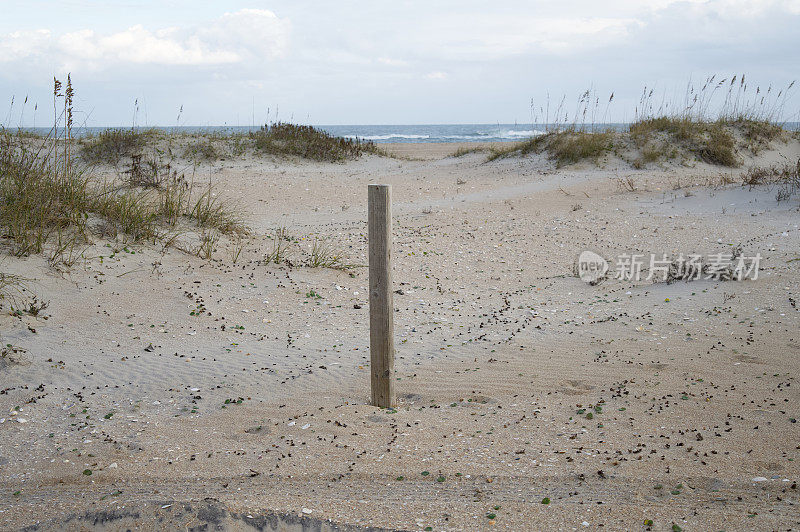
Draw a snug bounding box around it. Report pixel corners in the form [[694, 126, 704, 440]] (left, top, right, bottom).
[[368, 184, 395, 408]]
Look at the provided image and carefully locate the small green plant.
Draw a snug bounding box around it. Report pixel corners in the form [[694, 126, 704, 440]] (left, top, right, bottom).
[[197, 231, 218, 260], [10, 296, 48, 317], [306, 238, 355, 271], [264, 227, 291, 265], [229, 235, 245, 264]]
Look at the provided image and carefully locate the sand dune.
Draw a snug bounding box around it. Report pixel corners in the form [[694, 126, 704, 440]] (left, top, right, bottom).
[[1, 139, 799, 531]]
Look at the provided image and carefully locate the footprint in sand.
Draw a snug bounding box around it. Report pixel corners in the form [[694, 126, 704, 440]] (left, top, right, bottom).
[[559, 380, 596, 395], [732, 354, 763, 364]]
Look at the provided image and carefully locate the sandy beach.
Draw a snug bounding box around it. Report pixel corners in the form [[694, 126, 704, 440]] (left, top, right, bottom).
[[1, 137, 799, 531]]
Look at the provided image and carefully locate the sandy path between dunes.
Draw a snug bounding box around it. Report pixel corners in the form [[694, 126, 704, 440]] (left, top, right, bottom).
[[1, 142, 799, 531]]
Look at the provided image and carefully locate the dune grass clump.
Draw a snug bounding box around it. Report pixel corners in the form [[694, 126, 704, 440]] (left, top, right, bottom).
[[451, 146, 490, 157], [731, 118, 785, 153], [547, 131, 614, 166], [0, 127, 175, 263], [251, 122, 375, 162], [0, 76, 245, 266], [0, 120, 97, 260], [80, 128, 154, 165], [699, 125, 738, 166], [264, 227, 292, 265], [183, 138, 223, 162], [629, 117, 738, 166], [188, 183, 243, 234], [627, 76, 796, 167], [260, 229, 356, 271], [487, 130, 612, 166], [305, 239, 356, 271], [492, 77, 794, 168]]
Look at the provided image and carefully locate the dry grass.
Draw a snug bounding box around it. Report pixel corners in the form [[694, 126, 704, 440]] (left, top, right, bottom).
[[629, 118, 739, 167], [264, 227, 292, 265], [0, 271, 25, 310], [732, 118, 786, 153], [251, 122, 376, 162], [261, 229, 357, 271], [614, 175, 637, 192], [80, 128, 157, 165], [509, 77, 796, 169], [548, 131, 613, 166], [0, 77, 245, 266], [305, 239, 356, 271], [451, 146, 490, 158], [183, 138, 224, 162], [741, 162, 800, 201], [487, 130, 612, 167]]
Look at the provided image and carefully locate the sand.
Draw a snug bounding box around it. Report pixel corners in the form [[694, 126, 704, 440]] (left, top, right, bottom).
[[1, 140, 799, 531]]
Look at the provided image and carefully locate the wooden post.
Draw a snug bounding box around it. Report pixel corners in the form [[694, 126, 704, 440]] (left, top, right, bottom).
[[368, 184, 395, 408]]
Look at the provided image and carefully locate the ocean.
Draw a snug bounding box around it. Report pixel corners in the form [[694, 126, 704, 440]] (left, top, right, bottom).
[[323, 124, 559, 143], [14, 122, 800, 143]]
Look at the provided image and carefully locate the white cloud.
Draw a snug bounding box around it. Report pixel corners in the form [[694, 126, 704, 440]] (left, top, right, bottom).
[[1, 2, 797, 125], [0, 30, 51, 61], [413, 16, 643, 61], [377, 57, 410, 67], [58, 26, 241, 66], [647, 0, 800, 16], [0, 9, 290, 69], [425, 71, 448, 80]]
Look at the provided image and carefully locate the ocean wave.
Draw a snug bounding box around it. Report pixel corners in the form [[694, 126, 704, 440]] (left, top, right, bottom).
[[344, 134, 430, 140], [340, 129, 547, 142], [438, 130, 546, 140], [504, 129, 546, 137]]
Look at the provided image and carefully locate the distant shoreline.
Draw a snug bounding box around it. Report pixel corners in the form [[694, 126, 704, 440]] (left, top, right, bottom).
[[10, 122, 800, 144]]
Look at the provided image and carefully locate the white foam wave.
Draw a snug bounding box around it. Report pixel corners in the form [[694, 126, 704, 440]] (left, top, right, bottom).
[[344, 134, 430, 140], [504, 129, 546, 137]]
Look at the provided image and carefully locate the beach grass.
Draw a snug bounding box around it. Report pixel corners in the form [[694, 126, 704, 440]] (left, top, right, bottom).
[[485, 76, 797, 168], [305, 238, 357, 271], [451, 146, 491, 157], [251, 122, 376, 162], [487, 129, 613, 166], [80, 128, 159, 165], [0, 77, 245, 266]]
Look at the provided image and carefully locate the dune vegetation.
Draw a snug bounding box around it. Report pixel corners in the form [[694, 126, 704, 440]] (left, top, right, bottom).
[[487, 76, 797, 168]]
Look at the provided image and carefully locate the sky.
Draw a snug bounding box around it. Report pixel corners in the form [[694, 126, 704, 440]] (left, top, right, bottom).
[[1, 0, 798, 126]]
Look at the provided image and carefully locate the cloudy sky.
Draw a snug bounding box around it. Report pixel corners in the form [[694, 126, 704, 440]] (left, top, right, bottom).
[[1, 0, 798, 126]]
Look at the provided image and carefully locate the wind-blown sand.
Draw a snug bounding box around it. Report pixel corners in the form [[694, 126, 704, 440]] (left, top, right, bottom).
[[1, 140, 799, 531]]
